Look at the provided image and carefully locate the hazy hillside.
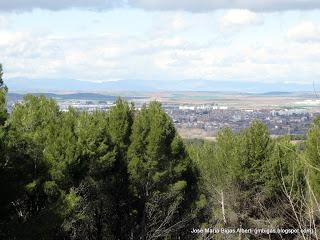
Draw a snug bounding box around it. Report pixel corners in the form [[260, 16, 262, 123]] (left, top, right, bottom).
[[6, 78, 315, 93]]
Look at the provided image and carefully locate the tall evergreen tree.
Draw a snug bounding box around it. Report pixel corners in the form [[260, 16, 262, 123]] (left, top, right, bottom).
[[263, 137, 305, 231], [188, 129, 238, 228], [234, 121, 273, 229], [63, 106, 133, 240], [0, 64, 8, 125], [106, 98, 134, 239], [0, 64, 9, 238], [62, 110, 118, 240], [306, 117, 320, 198], [4, 95, 61, 239], [128, 101, 199, 239], [305, 117, 320, 225]]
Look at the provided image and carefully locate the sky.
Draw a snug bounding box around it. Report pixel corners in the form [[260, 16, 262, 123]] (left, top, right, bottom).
[[1, 0, 320, 91]]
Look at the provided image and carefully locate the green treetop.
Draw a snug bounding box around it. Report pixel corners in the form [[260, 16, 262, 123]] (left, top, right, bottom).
[[0, 64, 8, 125], [128, 101, 199, 239]]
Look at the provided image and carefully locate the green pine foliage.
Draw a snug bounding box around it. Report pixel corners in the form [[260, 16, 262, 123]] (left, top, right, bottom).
[[4, 95, 61, 239], [0, 64, 8, 125], [306, 117, 320, 198], [128, 102, 200, 239], [0, 65, 319, 240], [187, 121, 311, 239]]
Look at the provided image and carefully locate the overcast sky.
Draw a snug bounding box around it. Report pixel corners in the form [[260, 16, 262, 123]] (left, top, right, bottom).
[[0, 0, 320, 86]]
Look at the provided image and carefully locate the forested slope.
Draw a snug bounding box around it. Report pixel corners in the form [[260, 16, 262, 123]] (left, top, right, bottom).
[[0, 65, 319, 239]]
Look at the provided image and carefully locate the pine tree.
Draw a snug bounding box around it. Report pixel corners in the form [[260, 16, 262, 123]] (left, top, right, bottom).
[[0, 64, 10, 238], [4, 95, 61, 239], [235, 121, 273, 228], [62, 107, 133, 240], [305, 116, 320, 224], [0, 64, 8, 125], [63, 110, 118, 240], [239, 120, 272, 188], [128, 101, 199, 239], [306, 117, 320, 197], [263, 136, 305, 230], [106, 98, 134, 239]]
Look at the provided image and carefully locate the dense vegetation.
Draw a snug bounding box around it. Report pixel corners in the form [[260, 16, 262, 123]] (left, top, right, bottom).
[[0, 64, 319, 239]]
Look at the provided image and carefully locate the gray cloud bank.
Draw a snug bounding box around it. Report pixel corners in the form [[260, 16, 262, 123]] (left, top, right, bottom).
[[131, 0, 320, 12], [0, 0, 320, 12], [0, 0, 122, 11]]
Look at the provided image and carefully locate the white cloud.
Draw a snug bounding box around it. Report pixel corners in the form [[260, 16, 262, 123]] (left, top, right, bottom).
[[148, 40, 320, 83], [1, 14, 320, 86], [220, 9, 263, 30], [287, 21, 320, 42], [0, 30, 27, 46], [0, 31, 126, 80], [171, 13, 189, 31], [0, 16, 9, 28], [150, 12, 192, 38]]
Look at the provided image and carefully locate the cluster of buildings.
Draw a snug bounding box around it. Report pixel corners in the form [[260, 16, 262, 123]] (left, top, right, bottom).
[[166, 104, 316, 136], [58, 100, 115, 112]]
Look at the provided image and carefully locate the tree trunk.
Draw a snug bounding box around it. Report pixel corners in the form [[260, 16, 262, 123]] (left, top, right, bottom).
[[96, 201, 103, 240], [221, 190, 227, 225], [141, 203, 146, 240]]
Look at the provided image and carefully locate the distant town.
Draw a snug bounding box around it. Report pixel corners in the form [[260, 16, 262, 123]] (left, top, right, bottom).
[[167, 105, 315, 139], [7, 92, 320, 139]]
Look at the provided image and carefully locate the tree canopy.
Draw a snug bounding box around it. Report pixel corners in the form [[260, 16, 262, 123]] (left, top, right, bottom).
[[0, 66, 319, 240]]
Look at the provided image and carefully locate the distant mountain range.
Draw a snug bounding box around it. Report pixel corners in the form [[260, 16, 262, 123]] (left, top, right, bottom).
[[6, 92, 147, 103], [5, 77, 316, 93]]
